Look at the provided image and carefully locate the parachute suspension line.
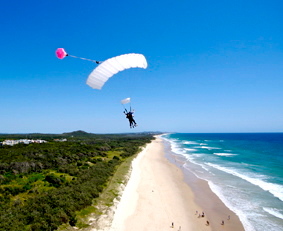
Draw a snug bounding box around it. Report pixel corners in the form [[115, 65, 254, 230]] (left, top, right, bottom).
[[122, 104, 127, 113], [121, 98, 131, 113], [67, 54, 101, 64]]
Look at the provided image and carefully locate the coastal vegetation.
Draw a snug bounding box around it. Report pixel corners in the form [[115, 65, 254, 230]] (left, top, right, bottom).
[[0, 131, 155, 230]]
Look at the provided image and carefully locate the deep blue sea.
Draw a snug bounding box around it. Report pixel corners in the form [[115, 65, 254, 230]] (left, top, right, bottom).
[[161, 133, 283, 231]]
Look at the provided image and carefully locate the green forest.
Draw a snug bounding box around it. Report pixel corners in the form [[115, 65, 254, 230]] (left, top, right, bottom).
[[0, 131, 155, 230]]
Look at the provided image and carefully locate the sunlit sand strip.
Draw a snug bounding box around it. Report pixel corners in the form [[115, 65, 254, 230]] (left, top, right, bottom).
[[107, 136, 244, 231], [109, 137, 209, 231]]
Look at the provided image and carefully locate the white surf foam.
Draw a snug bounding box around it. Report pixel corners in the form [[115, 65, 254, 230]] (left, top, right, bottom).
[[208, 181, 256, 231], [263, 207, 283, 220], [213, 153, 237, 157], [207, 163, 283, 202]]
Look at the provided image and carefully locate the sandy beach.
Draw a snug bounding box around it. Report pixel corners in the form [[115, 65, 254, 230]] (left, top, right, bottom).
[[109, 136, 245, 231]]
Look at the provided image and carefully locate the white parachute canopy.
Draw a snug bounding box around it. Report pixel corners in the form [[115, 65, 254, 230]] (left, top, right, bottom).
[[121, 98, 131, 105], [86, 53, 147, 89]]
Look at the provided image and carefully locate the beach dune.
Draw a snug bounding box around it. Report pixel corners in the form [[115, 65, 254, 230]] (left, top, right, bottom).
[[109, 137, 244, 231]]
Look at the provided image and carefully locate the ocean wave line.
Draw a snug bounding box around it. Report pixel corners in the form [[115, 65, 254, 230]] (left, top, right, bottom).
[[206, 163, 283, 202]]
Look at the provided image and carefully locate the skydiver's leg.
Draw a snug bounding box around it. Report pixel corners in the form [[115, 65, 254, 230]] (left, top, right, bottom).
[[129, 120, 132, 128], [132, 119, 137, 127], [131, 120, 135, 128]]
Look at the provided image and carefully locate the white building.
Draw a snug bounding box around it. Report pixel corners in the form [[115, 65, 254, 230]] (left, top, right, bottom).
[[2, 139, 47, 146]]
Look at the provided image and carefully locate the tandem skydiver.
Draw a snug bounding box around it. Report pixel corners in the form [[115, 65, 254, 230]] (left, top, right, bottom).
[[124, 109, 137, 128]]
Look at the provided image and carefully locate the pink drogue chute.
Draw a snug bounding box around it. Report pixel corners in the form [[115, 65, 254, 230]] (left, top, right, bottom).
[[56, 48, 68, 59], [55, 48, 100, 64]]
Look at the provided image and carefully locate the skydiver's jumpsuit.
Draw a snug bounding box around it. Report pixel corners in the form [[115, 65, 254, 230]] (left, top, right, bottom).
[[125, 111, 137, 128]]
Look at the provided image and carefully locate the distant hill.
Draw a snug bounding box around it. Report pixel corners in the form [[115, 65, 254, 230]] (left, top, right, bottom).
[[0, 130, 164, 141], [62, 130, 94, 137]]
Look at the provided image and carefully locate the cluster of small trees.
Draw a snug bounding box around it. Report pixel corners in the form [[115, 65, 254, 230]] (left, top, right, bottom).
[[1, 161, 117, 230], [0, 133, 153, 230]]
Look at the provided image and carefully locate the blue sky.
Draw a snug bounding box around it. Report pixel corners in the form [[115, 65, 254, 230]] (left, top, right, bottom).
[[1, 0, 282, 133]]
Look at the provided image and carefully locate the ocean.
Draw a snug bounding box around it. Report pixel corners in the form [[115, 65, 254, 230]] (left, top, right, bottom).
[[161, 133, 283, 231]]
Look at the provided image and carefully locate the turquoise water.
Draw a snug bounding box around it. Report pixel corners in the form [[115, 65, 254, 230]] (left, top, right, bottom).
[[161, 133, 283, 231]]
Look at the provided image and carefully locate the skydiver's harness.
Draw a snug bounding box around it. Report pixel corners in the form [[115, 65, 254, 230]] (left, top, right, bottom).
[[124, 108, 131, 119]]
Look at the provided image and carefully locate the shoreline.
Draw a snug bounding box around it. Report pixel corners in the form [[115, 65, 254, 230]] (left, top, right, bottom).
[[108, 136, 245, 230], [163, 138, 245, 230]]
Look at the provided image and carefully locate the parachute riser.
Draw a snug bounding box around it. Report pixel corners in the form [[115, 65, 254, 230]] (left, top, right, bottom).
[[121, 103, 132, 113]]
